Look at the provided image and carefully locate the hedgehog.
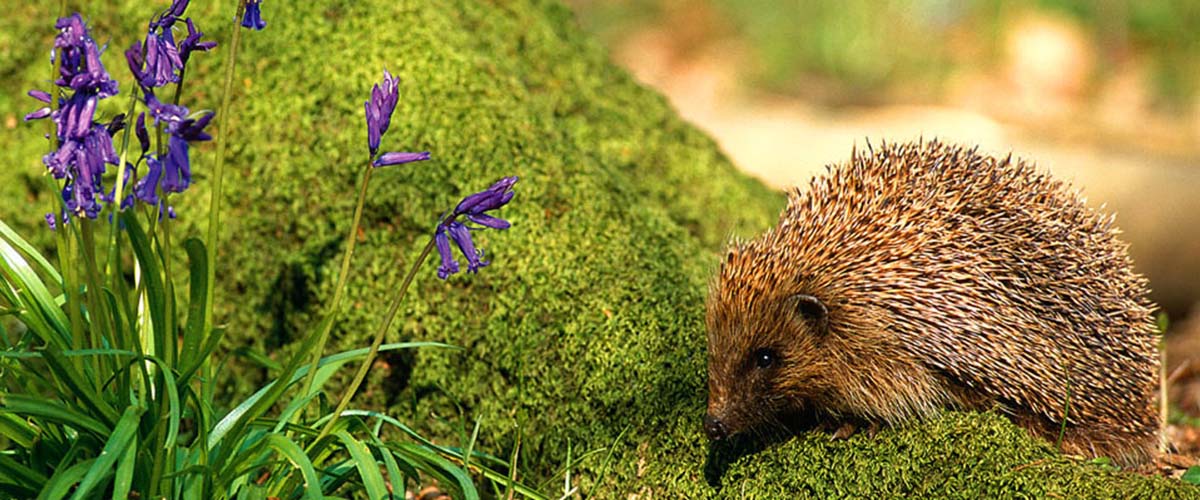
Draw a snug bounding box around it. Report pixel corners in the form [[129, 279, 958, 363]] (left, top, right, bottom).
[[703, 139, 1161, 465]]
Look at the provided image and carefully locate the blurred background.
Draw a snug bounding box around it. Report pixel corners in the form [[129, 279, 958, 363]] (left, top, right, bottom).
[[567, 0, 1199, 319], [567, 0, 1200, 449]]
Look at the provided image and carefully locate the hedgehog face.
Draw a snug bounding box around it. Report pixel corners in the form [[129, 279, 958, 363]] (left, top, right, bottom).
[[704, 283, 831, 441]]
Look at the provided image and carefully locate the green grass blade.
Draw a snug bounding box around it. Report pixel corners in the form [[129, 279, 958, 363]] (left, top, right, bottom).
[[111, 425, 137, 500], [390, 443, 479, 500], [0, 219, 62, 285], [333, 430, 388, 499], [262, 434, 323, 499], [178, 325, 226, 386], [0, 410, 38, 448], [0, 453, 48, 490], [39, 347, 120, 425], [1, 393, 109, 437], [0, 222, 70, 347], [209, 342, 454, 452], [38, 459, 94, 500], [366, 431, 405, 499], [71, 404, 145, 499], [120, 213, 166, 358], [181, 237, 209, 371]]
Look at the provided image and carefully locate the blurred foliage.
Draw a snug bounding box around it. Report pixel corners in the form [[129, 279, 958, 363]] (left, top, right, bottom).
[[569, 0, 1200, 111]]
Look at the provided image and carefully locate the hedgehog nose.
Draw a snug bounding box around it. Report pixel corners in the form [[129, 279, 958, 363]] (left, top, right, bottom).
[[704, 414, 729, 441]]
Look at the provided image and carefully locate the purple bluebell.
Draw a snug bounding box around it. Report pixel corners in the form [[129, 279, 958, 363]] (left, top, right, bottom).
[[365, 70, 399, 156], [152, 0, 190, 29], [25, 90, 52, 121], [45, 213, 57, 230], [26, 13, 121, 220], [241, 0, 266, 31], [134, 95, 213, 201], [53, 14, 119, 98], [135, 112, 150, 156], [126, 0, 213, 89], [434, 176, 518, 279], [134, 156, 163, 205], [362, 69, 429, 167], [435, 225, 460, 279], [178, 18, 216, 65], [139, 26, 183, 88], [105, 113, 126, 136], [373, 151, 431, 168]]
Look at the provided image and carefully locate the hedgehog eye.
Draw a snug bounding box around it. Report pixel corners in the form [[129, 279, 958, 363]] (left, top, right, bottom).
[[790, 293, 828, 329], [753, 348, 776, 369]]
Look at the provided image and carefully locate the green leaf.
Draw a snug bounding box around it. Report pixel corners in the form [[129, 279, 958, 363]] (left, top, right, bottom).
[[0, 220, 70, 347], [181, 237, 210, 372], [1182, 466, 1200, 485], [111, 424, 137, 500], [334, 430, 389, 499], [178, 325, 226, 386], [38, 459, 94, 500], [0, 453, 48, 490], [0, 410, 39, 448], [0, 219, 62, 285], [209, 342, 454, 453], [121, 213, 167, 361], [1, 393, 109, 437], [390, 442, 479, 500], [71, 405, 145, 499], [367, 429, 405, 499], [261, 434, 324, 499]]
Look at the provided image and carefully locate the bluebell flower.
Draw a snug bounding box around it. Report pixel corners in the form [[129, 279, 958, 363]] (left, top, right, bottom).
[[434, 176, 518, 279], [135, 112, 150, 156], [24, 90, 52, 121], [178, 18, 216, 65], [134, 156, 163, 205], [126, 0, 213, 90], [151, 0, 190, 30], [104, 113, 126, 136], [452, 176, 517, 226], [135, 94, 213, 201], [26, 13, 121, 220], [53, 14, 119, 98], [45, 213, 57, 230], [241, 0, 267, 31], [365, 69, 399, 156], [373, 151, 431, 168], [139, 26, 183, 88], [362, 69, 429, 167], [435, 224, 460, 279]]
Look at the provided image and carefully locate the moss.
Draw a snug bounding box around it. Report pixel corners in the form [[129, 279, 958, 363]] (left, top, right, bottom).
[[0, 1, 1193, 498]]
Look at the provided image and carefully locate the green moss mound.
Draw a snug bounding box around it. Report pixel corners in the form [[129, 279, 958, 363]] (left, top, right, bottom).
[[0, 1, 1192, 497]]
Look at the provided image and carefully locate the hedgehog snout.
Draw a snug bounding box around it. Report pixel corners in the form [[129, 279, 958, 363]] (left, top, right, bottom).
[[703, 414, 729, 441]]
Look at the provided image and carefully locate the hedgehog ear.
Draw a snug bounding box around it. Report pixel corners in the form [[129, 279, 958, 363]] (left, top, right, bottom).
[[790, 294, 829, 331]]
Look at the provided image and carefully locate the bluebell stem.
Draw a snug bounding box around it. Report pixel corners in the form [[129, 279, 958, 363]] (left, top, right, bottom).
[[26, 13, 121, 220], [435, 176, 518, 279], [241, 0, 267, 31]]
